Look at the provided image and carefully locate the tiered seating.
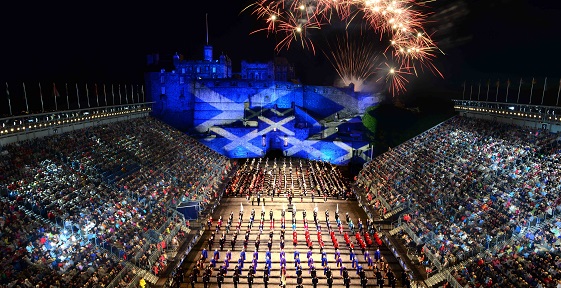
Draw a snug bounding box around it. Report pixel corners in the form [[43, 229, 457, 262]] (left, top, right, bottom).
[[356, 115, 561, 287], [0, 116, 231, 287]]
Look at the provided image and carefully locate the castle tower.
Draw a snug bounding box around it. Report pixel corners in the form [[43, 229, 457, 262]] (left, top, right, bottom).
[[204, 45, 213, 62]]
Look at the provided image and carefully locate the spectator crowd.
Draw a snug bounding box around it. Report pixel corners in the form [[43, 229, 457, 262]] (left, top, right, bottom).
[[0, 117, 231, 287], [356, 116, 561, 287]]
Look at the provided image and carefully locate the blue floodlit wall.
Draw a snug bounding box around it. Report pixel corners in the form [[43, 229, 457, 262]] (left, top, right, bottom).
[[145, 72, 379, 165]]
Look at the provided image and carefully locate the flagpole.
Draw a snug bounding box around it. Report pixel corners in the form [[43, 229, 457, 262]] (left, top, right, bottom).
[[469, 84, 473, 100], [130, 84, 134, 103], [39, 82, 44, 113], [6, 82, 12, 116], [66, 83, 70, 110], [505, 79, 510, 103], [462, 81, 465, 100], [530, 77, 535, 104], [76, 83, 81, 109], [53, 83, 58, 111], [141, 85, 145, 102], [555, 79, 561, 106], [23, 82, 29, 113], [486, 80, 490, 101], [112, 84, 115, 105], [541, 77, 547, 105], [477, 81, 481, 101], [95, 84, 100, 107], [86, 83, 91, 108], [136, 84, 140, 103], [125, 85, 129, 104], [103, 84, 107, 106], [517, 78, 522, 104], [495, 79, 499, 102], [119, 84, 122, 105]]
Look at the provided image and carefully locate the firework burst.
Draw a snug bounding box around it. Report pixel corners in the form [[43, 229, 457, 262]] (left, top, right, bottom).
[[323, 31, 381, 92], [244, 0, 444, 96]]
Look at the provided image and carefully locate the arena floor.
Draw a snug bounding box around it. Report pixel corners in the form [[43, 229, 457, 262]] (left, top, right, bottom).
[[177, 195, 406, 287]]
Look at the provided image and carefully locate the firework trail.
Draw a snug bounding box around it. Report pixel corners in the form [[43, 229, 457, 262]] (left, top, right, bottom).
[[323, 31, 381, 91], [244, 0, 444, 96]]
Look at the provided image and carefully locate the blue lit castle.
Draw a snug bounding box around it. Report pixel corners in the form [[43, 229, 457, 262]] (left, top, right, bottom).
[[144, 44, 380, 165]]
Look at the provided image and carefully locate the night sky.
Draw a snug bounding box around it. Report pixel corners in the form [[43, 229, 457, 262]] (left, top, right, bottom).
[[1, 0, 561, 105]]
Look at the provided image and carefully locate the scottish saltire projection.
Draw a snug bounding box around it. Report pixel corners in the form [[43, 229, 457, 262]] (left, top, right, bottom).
[[145, 77, 379, 165]]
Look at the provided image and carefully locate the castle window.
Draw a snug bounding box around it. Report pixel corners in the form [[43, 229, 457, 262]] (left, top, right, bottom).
[[161, 86, 166, 94], [160, 75, 165, 84], [180, 76, 184, 84], [181, 68, 185, 74], [212, 67, 216, 73], [196, 67, 200, 73]]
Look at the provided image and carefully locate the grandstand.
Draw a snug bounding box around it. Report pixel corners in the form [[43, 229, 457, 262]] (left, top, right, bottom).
[[1, 99, 561, 288]]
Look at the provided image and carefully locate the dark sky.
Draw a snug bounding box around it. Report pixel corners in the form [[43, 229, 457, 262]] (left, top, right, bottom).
[[1, 0, 561, 97]]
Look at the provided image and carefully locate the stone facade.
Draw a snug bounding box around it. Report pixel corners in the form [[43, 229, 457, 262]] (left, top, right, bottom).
[[144, 48, 380, 164]]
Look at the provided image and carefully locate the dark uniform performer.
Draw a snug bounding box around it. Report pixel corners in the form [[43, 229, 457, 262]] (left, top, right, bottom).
[[376, 269, 384, 288], [297, 275, 303, 286], [344, 275, 351, 288], [312, 276, 319, 288], [247, 271, 254, 288], [327, 275, 333, 288], [189, 271, 197, 288], [360, 276, 368, 288], [217, 272, 224, 288], [202, 272, 210, 288], [311, 266, 317, 278], [387, 270, 397, 288], [263, 270, 270, 288], [233, 270, 240, 288]]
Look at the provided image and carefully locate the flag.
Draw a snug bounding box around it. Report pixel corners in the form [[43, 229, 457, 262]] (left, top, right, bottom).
[[541, 77, 547, 105], [86, 83, 91, 108], [53, 83, 60, 111], [39, 82, 44, 113], [103, 84, 107, 106], [118, 84, 122, 104], [516, 78, 523, 104], [505, 79, 511, 102], [6, 82, 12, 116], [486, 79, 490, 101], [65, 83, 70, 110], [530, 77, 536, 104], [495, 79, 500, 102], [555, 79, 561, 106], [23, 82, 29, 113], [125, 85, 129, 104], [76, 83, 81, 109], [95, 83, 99, 107]]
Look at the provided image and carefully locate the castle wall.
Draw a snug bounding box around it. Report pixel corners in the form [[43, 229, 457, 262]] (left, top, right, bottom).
[[145, 71, 379, 133], [145, 71, 379, 165]]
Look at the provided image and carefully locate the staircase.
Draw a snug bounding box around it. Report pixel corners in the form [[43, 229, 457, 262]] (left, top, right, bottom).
[[424, 271, 448, 287], [382, 206, 404, 220], [389, 224, 406, 236]]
